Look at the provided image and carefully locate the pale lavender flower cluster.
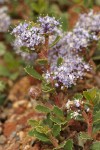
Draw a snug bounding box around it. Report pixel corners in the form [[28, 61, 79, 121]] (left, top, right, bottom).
[[49, 10, 100, 56], [12, 16, 61, 61], [12, 23, 45, 50], [75, 10, 100, 32], [44, 54, 90, 88], [0, 6, 10, 32], [12, 16, 61, 50]]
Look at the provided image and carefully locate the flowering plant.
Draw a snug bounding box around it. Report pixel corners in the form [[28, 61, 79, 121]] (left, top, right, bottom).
[[12, 11, 100, 149]]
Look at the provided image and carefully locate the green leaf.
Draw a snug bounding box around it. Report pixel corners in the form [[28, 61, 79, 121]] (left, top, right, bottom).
[[57, 57, 63, 67], [50, 115, 67, 125], [36, 125, 50, 134], [10, 72, 19, 80], [24, 66, 43, 80], [60, 13, 69, 31], [64, 139, 73, 150], [54, 139, 73, 150], [36, 59, 48, 65], [74, 93, 83, 100], [0, 65, 10, 77], [0, 81, 6, 92], [93, 56, 100, 60], [83, 0, 93, 8], [21, 46, 30, 53], [4, 52, 20, 70], [0, 42, 6, 56], [52, 124, 61, 137], [93, 123, 100, 134], [28, 120, 40, 127], [28, 129, 50, 142], [49, 36, 61, 48], [90, 141, 100, 150], [79, 132, 92, 140], [78, 132, 92, 147], [42, 82, 55, 93], [93, 111, 100, 125], [43, 113, 53, 128], [53, 106, 64, 117], [36, 105, 51, 113], [83, 88, 97, 103], [0, 94, 6, 105]]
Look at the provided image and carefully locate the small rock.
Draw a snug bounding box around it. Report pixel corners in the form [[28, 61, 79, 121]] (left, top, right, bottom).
[[4, 122, 17, 137], [0, 127, 3, 135], [13, 100, 27, 108], [9, 131, 16, 139], [24, 145, 30, 150], [0, 135, 6, 144], [0, 113, 7, 122], [18, 131, 25, 140], [16, 125, 24, 132]]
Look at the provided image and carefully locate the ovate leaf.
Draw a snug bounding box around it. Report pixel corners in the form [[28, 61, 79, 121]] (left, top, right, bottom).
[[52, 124, 61, 137], [36, 59, 48, 65], [49, 36, 61, 48], [36, 105, 51, 113], [90, 141, 100, 150], [79, 132, 92, 140], [36, 125, 50, 134], [28, 129, 50, 142], [64, 139, 73, 150], [57, 57, 63, 67], [53, 106, 64, 117], [83, 88, 97, 103], [93, 110, 100, 125], [28, 120, 40, 127], [50, 115, 67, 125], [54, 139, 73, 150], [74, 93, 83, 100], [24, 66, 43, 80], [0, 65, 10, 77]]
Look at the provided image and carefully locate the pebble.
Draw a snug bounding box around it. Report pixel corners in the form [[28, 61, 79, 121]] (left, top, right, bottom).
[[0, 135, 6, 144], [0, 113, 7, 122], [13, 100, 27, 108], [24, 145, 30, 150], [18, 131, 25, 140], [0, 127, 3, 135], [16, 125, 24, 132], [9, 131, 16, 139]]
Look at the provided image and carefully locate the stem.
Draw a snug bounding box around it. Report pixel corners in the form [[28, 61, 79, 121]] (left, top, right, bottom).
[[82, 110, 93, 137], [48, 134, 59, 148], [87, 110, 93, 137], [45, 35, 49, 51]]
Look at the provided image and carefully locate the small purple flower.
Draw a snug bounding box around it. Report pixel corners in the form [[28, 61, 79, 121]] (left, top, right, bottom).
[[37, 16, 60, 34]]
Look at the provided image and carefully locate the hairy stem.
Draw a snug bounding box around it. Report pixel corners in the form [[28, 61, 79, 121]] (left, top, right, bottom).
[[82, 110, 93, 137], [48, 134, 59, 148], [87, 110, 93, 137]]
